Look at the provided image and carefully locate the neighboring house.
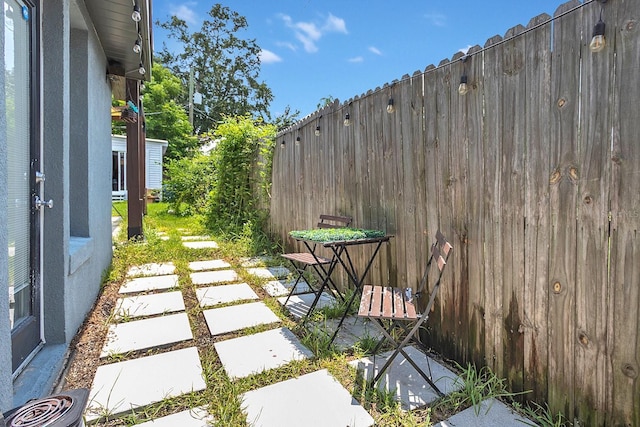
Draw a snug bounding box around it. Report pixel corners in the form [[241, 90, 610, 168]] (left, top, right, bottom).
[[0, 0, 152, 410], [112, 135, 168, 201]]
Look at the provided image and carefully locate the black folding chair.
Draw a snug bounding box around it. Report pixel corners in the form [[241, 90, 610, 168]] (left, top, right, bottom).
[[357, 230, 453, 395], [281, 214, 352, 305]]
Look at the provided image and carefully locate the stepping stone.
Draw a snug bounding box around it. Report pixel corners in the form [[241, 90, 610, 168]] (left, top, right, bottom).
[[214, 328, 313, 379], [181, 235, 211, 241], [113, 291, 185, 319], [350, 345, 462, 409], [127, 262, 175, 277], [277, 292, 335, 320], [86, 347, 206, 421], [119, 275, 179, 294], [242, 369, 374, 427], [195, 283, 259, 308], [190, 270, 239, 286], [137, 407, 213, 426], [203, 302, 280, 335], [239, 256, 277, 267], [189, 259, 231, 271], [246, 266, 290, 279], [434, 398, 538, 426], [101, 313, 192, 357], [307, 316, 384, 351], [183, 241, 219, 249], [262, 279, 311, 297]]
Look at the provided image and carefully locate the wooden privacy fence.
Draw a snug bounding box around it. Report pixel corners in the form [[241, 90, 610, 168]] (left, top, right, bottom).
[[269, 0, 639, 425]]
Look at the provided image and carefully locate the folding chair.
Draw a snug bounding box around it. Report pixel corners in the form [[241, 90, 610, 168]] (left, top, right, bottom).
[[357, 230, 453, 395], [281, 214, 352, 305]]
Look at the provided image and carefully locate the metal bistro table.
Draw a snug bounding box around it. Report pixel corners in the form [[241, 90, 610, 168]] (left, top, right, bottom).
[[290, 230, 392, 346]]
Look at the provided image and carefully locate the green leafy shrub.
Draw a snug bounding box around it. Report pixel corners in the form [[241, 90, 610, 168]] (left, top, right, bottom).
[[204, 115, 276, 234], [164, 154, 215, 215]]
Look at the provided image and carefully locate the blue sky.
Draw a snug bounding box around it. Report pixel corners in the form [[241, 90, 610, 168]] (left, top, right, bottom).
[[152, 0, 568, 119]]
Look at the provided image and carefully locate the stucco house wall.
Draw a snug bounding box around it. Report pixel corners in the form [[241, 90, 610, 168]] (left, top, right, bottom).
[[0, 0, 123, 409]]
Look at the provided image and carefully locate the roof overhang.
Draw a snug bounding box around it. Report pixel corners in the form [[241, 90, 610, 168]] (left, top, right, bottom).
[[84, 0, 153, 88]]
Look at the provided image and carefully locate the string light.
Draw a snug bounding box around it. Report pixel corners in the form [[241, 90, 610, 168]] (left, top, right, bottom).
[[133, 37, 141, 54], [343, 112, 350, 127], [458, 55, 470, 95], [138, 62, 146, 75], [387, 98, 395, 113], [315, 125, 320, 136], [296, 134, 301, 145], [281, 139, 286, 148], [458, 75, 469, 95], [590, 1, 607, 53], [131, 3, 141, 22]]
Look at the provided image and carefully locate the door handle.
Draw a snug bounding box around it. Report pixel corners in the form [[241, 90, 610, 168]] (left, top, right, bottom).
[[34, 196, 53, 210]]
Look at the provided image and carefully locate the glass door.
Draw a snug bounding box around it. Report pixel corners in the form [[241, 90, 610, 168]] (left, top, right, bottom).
[[5, 0, 42, 373]]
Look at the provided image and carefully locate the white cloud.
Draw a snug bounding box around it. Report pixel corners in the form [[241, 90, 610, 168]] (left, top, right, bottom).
[[459, 45, 472, 55], [368, 46, 382, 56], [348, 56, 364, 63], [279, 13, 348, 53], [259, 49, 282, 64], [170, 3, 198, 26], [425, 12, 446, 27], [323, 13, 348, 34], [276, 41, 297, 52]]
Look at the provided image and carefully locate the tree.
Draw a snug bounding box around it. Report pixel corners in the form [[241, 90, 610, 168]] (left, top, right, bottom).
[[157, 5, 273, 133], [142, 63, 198, 161]]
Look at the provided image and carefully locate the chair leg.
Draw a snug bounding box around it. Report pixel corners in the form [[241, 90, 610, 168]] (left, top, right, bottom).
[[283, 263, 309, 305], [367, 316, 444, 397]]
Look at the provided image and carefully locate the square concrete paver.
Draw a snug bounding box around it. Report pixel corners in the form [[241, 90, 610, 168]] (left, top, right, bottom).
[[119, 275, 179, 294], [306, 316, 384, 351], [239, 256, 277, 267], [189, 259, 231, 271], [242, 369, 374, 427], [183, 241, 219, 249], [101, 313, 193, 357], [214, 327, 313, 379], [181, 235, 211, 241], [246, 266, 290, 279], [203, 302, 280, 335], [350, 345, 462, 409], [127, 262, 176, 277], [190, 270, 239, 285], [435, 398, 538, 426], [262, 279, 311, 297], [277, 292, 335, 319], [87, 347, 206, 421], [137, 407, 213, 427], [113, 291, 185, 319], [195, 283, 258, 308]]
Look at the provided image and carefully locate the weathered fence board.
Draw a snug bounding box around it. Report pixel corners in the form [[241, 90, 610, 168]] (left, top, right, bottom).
[[610, 0, 640, 424], [465, 44, 485, 368], [548, 2, 582, 420], [482, 32, 505, 379], [269, 0, 639, 423], [522, 12, 551, 403]]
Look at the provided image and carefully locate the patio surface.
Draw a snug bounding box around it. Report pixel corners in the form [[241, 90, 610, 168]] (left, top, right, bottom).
[[81, 234, 538, 425]]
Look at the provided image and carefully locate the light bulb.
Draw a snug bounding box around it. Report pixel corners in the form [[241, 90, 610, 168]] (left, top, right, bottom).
[[315, 126, 320, 136], [138, 63, 146, 75], [458, 75, 468, 95], [131, 4, 141, 22], [281, 140, 285, 148], [133, 39, 141, 54], [344, 113, 350, 127], [296, 135, 301, 145], [387, 98, 395, 113], [590, 20, 606, 52]]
